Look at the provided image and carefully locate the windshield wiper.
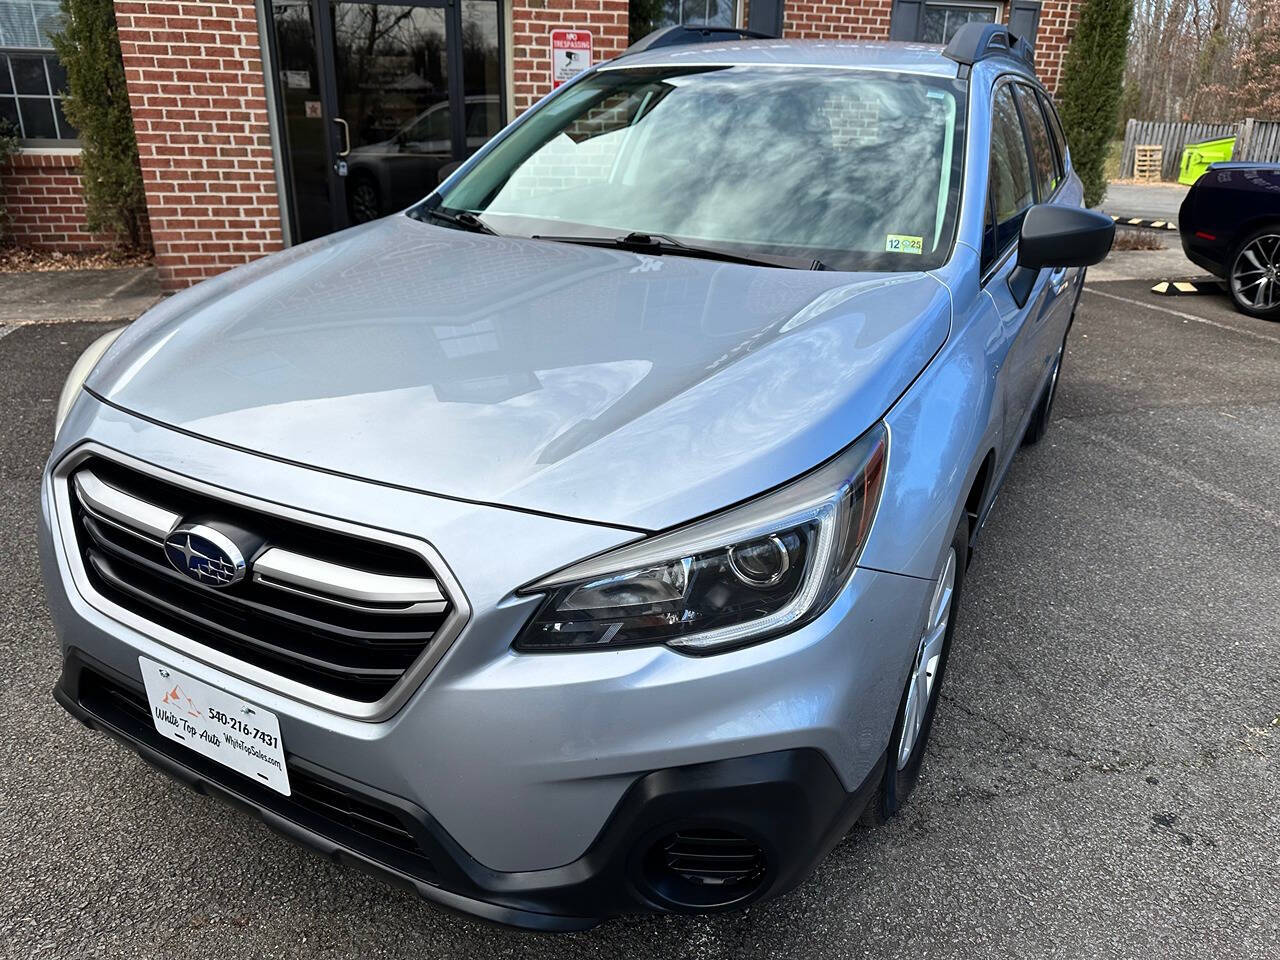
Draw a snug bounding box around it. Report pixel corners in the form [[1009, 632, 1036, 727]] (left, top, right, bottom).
[[422, 207, 500, 236], [531, 231, 827, 271]]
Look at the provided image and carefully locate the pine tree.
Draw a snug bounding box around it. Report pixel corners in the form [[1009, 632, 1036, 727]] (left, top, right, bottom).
[[52, 0, 146, 248], [0, 120, 18, 239], [1056, 0, 1134, 207]]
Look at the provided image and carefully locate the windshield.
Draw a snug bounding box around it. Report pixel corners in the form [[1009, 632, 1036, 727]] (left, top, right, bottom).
[[425, 65, 965, 272]]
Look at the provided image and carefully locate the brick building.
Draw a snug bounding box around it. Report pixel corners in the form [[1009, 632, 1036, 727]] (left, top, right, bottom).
[[1, 0, 1081, 288]]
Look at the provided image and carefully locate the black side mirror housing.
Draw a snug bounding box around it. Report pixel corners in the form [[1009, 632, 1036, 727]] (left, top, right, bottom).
[[1008, 204, 1115, 306], [1018, 204, 1115, 269]]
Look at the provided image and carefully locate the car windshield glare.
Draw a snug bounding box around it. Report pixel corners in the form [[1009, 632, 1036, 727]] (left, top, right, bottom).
[[427, 66, 966, 272]]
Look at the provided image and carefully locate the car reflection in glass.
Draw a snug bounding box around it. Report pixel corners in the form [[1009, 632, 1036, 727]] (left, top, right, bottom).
[[346, 95, 501, 223]]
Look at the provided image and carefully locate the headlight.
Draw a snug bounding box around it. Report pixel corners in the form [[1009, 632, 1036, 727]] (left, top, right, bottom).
[[54, 327, 126, 438], [514, 423, 888, 654]]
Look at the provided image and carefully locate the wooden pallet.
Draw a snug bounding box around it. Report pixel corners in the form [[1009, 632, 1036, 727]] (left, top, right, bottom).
[[1134, 144, 1164, 182]]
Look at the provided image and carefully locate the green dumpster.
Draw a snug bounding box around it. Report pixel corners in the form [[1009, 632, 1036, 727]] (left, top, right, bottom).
[[1179, 137, 1236, 185]]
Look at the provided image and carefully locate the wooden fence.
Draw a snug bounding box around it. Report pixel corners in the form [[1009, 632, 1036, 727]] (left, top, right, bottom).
[[1235, 118, 1280, 163], [1120, 120, 1236, 180], [1120, 119, 1280, 180]]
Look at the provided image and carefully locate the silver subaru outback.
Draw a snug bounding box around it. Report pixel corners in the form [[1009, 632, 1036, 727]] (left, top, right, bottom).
[[40, 25, 1111, 929]]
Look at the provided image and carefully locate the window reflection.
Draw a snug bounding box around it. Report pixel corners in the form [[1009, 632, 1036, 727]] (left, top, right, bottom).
[[443, 67, 965, 272], [336, 1, 502, 222], [629, 0, 739, 45], [918, 3, 999, 45]]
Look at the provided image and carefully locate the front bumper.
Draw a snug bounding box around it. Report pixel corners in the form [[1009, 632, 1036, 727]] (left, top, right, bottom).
[[42, 396, 932, 924], [56, 651, 882, 929]]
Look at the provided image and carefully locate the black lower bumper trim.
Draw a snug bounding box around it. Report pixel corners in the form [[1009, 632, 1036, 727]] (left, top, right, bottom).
[[54, 651, 880, 929]]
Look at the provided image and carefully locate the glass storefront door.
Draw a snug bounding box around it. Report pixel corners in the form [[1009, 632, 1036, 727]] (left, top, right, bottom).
[[268, 0, 504, 242]]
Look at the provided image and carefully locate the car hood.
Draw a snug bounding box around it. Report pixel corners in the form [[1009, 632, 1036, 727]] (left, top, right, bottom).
[[90, 215, 950, 531]]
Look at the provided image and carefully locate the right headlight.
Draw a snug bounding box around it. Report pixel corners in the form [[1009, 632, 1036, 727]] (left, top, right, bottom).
[[514, 422, 888, 654], [54, 326, 126, 438]]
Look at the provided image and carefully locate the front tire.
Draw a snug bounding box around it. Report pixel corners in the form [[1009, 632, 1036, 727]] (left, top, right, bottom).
[[1021, 337, 1065, 446], [861, 515, 967, 826], [1228, 226, 1280, 321], [347, 175, 382, 225]]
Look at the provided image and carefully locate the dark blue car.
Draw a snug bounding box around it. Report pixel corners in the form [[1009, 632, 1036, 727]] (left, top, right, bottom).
[[1180, 162, 1280, 320]]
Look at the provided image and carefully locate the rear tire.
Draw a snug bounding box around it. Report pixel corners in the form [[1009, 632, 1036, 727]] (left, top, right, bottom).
[[861, 515, 967, 826], [1228, 226, 1280, 321]]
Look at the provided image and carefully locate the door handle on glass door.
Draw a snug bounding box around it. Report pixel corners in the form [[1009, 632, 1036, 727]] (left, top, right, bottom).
[[334, 117, 351, 157]]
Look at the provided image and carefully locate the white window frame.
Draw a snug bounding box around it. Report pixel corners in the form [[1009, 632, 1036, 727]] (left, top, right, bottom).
[[917, 1, 1004, 45]]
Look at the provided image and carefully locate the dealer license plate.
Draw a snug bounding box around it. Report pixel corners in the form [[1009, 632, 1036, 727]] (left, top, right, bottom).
[[139, 657, 291, 796]]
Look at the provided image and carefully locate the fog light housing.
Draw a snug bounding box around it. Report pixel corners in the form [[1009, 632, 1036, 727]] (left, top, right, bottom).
[[641, 829, 768, 910]]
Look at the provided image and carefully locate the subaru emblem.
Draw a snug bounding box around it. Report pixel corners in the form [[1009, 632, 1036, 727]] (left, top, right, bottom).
[[163, 524, 247, 587]]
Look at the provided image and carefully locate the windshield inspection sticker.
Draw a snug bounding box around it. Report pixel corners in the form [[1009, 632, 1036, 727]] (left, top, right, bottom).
[[886, 234, 924, 255]]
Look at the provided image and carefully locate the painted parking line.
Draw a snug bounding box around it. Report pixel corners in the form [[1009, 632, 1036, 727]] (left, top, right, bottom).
[[1083, 287, 1280, 345], [1059, 419, 1280, 530], [0, 325, 15, 342]]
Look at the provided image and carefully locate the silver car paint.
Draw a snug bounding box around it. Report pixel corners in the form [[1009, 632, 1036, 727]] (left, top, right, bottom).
[[86, 218, 951, 532], [42, 393, 932, 871], [861, 59, 1084, 579], [42, 46, 1081, 877]]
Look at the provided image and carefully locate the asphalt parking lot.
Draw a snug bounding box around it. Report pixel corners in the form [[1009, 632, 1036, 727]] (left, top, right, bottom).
[[1, 278, 1276, 959]]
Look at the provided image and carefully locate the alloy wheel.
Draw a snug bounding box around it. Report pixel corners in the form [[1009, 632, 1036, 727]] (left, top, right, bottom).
[[896, 548, 956, 770], [1231, 233, 1280, 310]]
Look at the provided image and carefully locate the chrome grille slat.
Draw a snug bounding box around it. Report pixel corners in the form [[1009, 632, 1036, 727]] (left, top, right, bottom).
[[73, 469, 179, 541], [251, 547, 447, 613], [63, 456, 461, 708], [253, 574, 448, 616]]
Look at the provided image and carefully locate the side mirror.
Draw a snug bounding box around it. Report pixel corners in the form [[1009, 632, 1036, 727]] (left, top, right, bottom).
[[1018, 204, 1115, 269], [1008, 204, 1114, 306]]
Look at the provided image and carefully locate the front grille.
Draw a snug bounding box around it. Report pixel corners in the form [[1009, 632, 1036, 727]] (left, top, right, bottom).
[[76, 666, 437, 878], [66, 455, 456, 704]]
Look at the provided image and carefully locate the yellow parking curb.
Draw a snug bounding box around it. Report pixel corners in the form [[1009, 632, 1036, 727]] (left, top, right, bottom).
[[1111, 215, 1179, 231], [1150, 279, 1223, 296]]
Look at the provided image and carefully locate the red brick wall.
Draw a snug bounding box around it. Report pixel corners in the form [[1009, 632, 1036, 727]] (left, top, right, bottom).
[[781, 1, 1077, 94], [114, 0, 284, 289], [0, 151, 146, 252], [1032, 0, 1075, 94], [784, 0, 893, 39], [510, 0, 630, 115]]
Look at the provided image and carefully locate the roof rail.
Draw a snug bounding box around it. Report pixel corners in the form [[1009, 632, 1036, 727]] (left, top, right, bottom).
[[622, 24, 775, 56], [942, 23, 1034, 68]]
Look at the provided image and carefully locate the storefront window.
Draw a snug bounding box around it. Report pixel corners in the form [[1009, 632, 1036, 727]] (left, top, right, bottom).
[[629, 0, 740, 46], [1, 0, 77, 141]]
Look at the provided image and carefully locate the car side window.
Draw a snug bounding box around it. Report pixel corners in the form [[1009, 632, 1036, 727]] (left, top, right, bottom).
[[984, 83, 1035, 272], [465, 100, 500, 139], [1014, 84, 1060, 200], [1038, 90, 1069, 171], [408, 103, 450, 144]]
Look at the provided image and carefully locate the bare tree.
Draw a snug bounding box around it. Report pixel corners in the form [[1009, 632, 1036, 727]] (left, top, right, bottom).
[[1124, 0, 1260, 121]]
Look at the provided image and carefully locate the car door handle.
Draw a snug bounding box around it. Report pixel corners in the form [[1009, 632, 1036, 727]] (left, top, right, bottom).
[[1048, 267, 1070, 295]]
